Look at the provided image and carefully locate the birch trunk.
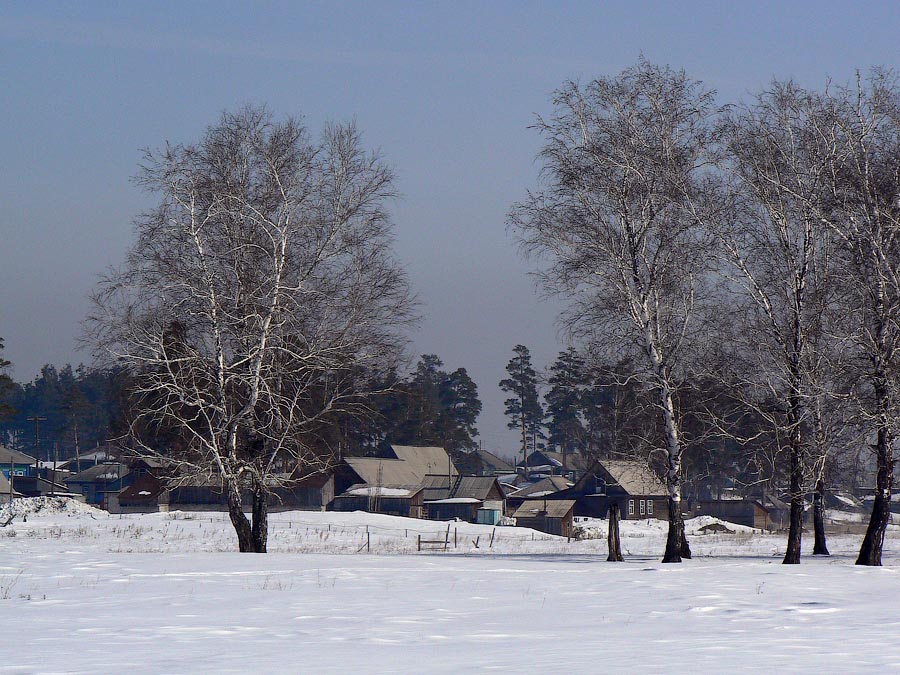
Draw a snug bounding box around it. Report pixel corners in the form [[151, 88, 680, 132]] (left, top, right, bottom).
[[812, 478, 830, 555], [607, 502, 624, 562]]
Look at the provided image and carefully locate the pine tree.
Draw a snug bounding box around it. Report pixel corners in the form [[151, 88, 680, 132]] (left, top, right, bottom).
[[544, 348, 588, 456], [499, 345, 544, 467], [0, 338, 16, 422]]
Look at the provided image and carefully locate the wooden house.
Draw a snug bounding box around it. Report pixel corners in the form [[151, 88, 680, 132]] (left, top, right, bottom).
[[512, 499, 576, 537], [65, 462, 130, 508], [423, 475, 505, 521], [544, 460, 668, 520], [0, 446, 36, 479]]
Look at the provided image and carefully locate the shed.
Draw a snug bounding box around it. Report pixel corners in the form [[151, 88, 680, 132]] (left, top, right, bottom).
[[512, 499, 576, 537], [331, 484, 424, 518], [693, 499, 769, 529]]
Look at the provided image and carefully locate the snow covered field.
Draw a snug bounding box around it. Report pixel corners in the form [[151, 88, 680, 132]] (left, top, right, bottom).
[[2, 499, 900, 674]]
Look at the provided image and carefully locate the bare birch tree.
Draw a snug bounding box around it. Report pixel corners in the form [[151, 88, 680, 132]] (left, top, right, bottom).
[[811, 72, 900, 566], [509, 61, 720, 563], [716, 82, 841, 564], [86, 107, 415, 552]]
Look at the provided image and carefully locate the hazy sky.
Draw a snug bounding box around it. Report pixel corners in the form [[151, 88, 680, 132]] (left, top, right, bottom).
[[2, 1, 900, 454]]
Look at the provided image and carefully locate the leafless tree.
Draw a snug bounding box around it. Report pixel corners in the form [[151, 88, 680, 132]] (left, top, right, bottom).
[[509, 61, 721, 563], [810, 72, 900, 566], [715, 82, 842, 563], [86, 107, 416, 552]]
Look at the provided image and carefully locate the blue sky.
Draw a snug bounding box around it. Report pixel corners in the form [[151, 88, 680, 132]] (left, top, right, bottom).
[[2, 1, 899, 453]]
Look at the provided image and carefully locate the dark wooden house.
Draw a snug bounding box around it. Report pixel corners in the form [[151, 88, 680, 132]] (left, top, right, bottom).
[[545, 460, 668, 520]]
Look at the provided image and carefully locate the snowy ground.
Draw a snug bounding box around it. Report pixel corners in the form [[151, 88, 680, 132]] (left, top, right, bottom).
[[2, 499, 900, 674]]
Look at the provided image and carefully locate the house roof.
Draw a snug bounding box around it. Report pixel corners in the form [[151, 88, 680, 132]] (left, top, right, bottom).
[[345, 446, 457, 488], [344, 457, 426, 487], [512, 499, 577, 520], [599, 460, 666, 496], [473, 449, 514, 472], [389, 445, 458, 477], [509, 476, 572, 499], [521, 450, 590, 472], [423, 475, 502, 503], [66, 463, 125, 483], [453, 476, 501, 501], [0, 446, 36, 465]]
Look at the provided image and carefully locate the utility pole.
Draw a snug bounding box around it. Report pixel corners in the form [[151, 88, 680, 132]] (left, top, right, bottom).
[[26, 415, 47, 481], [51, 442, 59, 496]]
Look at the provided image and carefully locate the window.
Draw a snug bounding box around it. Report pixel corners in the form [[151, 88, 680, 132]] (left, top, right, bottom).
[[628, 499, 635, 516], [647, 499, 654, 515], [639, 500, 646, 516]]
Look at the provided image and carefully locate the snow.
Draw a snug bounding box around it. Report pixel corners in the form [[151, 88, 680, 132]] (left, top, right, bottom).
[[426, 497, 481, 504], [345, 486, 412, 497], [1, 498, 900, 673]]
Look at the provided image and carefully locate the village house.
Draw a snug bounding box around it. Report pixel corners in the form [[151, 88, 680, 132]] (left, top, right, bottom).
[[65, 462, 130, 508], [0, 446, 36, 479], [422, 475, 505, 522], [541, 459, 668, 520]]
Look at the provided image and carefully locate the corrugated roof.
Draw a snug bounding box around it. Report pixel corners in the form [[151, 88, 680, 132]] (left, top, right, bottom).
[[601, 460, 666, 496], [512, 499, 577, 520]]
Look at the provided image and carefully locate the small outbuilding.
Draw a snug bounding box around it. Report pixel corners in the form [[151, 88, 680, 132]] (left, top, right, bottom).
[[692, 499, 769, 529], [331, 485, 425, 519], [512, 499, 577, 538]]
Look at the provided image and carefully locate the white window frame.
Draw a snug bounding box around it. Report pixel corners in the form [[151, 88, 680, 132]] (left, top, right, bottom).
[[647, 499, 654, 515], [628, 499, 635, 516], [639, 500, 646, 516]]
